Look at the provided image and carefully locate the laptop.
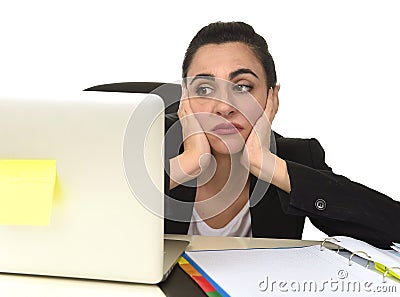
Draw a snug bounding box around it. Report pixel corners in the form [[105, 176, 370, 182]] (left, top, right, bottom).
[[0, 91, 188, 284]]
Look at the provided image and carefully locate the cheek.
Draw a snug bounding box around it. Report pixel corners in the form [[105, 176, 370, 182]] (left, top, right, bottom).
[[190, 100, 214, 129], [235, 101, 265, 126], [189, 99, 208, 114], [190, 97, 221, 113]]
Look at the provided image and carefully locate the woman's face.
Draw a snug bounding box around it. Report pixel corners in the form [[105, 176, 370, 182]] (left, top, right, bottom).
[[185, 42, 269, 155]]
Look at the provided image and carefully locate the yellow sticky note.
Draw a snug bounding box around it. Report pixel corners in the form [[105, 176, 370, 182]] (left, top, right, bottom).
[[0, 159, 56, 225]]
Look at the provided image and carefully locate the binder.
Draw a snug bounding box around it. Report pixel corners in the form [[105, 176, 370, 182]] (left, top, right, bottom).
[[321, 236, 400, 282], [182, 236, 400, 296]]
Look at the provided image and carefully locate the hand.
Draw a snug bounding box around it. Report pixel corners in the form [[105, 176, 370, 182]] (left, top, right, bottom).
[[242, 84, 279, 167], [169, 95, 211, 189], [178, 96, 211, 167], [241, 84, 290, 192]]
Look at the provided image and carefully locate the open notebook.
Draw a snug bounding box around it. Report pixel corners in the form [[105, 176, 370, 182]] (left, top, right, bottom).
[[181, 236, 400, 297]]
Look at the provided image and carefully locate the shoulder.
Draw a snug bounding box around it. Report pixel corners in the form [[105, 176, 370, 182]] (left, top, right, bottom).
[[275, 133, 328, 169]]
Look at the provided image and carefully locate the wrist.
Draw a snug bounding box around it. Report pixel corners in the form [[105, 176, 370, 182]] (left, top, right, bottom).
[[271, 155, 291, 193], [247, 151, 275, 183], [248, 152, 291, 193], [169, 151, 210, 189]]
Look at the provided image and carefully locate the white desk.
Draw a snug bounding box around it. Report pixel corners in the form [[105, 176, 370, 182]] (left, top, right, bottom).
[[0, 236, 320, 297]]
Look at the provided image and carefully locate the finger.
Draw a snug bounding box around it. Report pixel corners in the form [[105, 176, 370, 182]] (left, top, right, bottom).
[[265, 84, 280, 123], [181, 84, 189, 98], [253, 90, 273, 132], [181, 97, 194, 115], [178, 95, 192, 119], [274, 84, 280, 110], [178, 101, 205, 138], [178, 100, 184, 118], [263, 87, 275, 123]]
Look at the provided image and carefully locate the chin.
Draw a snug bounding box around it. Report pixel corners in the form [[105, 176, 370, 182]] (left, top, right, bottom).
[[207, 132, 248, 155], [209, 139, 245, 155]]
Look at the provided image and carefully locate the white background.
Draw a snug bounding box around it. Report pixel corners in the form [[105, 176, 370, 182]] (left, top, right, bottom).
[[1, 0, 399, 240]]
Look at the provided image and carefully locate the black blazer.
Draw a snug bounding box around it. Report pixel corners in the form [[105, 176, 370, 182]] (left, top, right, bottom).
[[164, 114, 400, 249]]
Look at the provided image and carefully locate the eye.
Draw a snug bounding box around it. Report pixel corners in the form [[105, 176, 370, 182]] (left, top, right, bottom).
[[195, 85, 213, 96], [233, 84, 253, 93]]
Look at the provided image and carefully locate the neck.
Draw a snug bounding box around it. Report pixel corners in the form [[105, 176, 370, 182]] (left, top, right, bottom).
[[197, 150, 249, 196], [194, 150, 251, 226]]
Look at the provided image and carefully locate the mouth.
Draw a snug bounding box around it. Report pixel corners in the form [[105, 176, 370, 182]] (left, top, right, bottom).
[[212, 122, 243, 135]]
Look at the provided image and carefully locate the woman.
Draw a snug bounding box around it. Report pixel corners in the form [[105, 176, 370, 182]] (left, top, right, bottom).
[[164, 21, 400, 249]]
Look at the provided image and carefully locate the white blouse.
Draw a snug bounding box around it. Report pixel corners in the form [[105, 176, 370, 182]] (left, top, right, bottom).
[[188, 202, 252, 237]]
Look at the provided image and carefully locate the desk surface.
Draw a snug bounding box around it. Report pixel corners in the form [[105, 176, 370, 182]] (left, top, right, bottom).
[[0, 236, 321, 297], [166, 234, 320, 251]]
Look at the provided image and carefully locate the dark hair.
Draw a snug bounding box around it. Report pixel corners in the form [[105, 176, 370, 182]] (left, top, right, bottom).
[[182, 21, 277, 89]]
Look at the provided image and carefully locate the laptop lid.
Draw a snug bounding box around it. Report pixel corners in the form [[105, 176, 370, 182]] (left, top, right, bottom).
[[0, 91, 181, 284]]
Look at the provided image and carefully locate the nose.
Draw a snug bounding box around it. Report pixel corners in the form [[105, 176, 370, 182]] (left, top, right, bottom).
[[214, 99, 236, 117], [209, 83, 237, 117]]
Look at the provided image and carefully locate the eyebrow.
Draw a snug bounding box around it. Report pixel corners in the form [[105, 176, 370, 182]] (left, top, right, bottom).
[[188, 68, 259, 86], [229, 68, 259, 80], [188, 74, 215, 85]]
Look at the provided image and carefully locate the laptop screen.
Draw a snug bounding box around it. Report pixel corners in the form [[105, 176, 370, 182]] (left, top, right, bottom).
[[0, 91, 166, 283]]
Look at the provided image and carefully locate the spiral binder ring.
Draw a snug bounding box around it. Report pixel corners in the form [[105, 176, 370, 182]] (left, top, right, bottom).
[[348, 250, 371, 268], [383, 266, 400, 283], [320, 237, 340, 251]]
